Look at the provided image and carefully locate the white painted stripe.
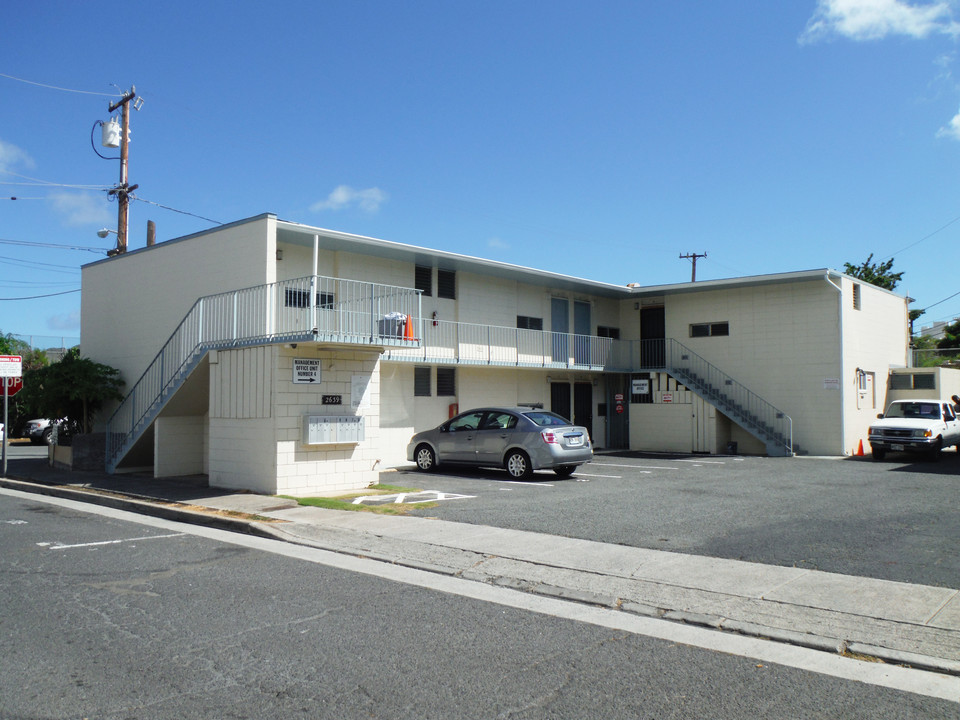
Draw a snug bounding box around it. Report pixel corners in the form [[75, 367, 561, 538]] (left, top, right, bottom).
[[676, 459, 725, 464], [45, 532, 184, 550], [4, 487, 957, 702], [573, 472, 630, 478], [500, 481, 554, 487], [588, 462, 678, 470]]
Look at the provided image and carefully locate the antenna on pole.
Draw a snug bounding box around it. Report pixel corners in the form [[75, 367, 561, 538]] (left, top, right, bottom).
[[680, 252, 707, 282]]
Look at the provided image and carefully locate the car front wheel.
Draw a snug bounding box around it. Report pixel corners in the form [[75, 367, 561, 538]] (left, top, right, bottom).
[[505, 450, 532, 480], [871, 448, 886, 461], [415, 444, 437, 472]]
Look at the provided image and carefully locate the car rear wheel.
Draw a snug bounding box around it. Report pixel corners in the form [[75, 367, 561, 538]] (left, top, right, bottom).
[[505, 450, 532, 480], [553, 465, 576, 478], [415, 444, 437, 472]]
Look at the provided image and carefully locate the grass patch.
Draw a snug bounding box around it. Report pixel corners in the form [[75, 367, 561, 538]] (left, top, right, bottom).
[[279, 483, 436, 515]]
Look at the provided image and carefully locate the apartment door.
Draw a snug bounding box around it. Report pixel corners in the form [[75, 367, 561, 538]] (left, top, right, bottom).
[[606, 374, 630, 449], [551, 382, 571, 422], [551, 298, 569, 363], [574, 382, 593, 439], [640, 306, 665, 368], [574, 300, 591, 365], [691, 395, 713, 453]]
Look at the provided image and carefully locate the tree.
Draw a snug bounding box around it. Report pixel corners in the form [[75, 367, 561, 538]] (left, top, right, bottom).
[[0, 331, 49, 435], [29, 348, 124, 434], [843, 254, 903, 291], [937, 318, 960, 350]]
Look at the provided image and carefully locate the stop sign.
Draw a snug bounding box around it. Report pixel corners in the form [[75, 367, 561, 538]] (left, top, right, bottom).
[[2, 377, 22, 396]]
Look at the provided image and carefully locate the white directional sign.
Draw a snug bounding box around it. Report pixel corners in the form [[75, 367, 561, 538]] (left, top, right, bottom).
[[0, 355, 22, 378], [293, 358, 321, 384]]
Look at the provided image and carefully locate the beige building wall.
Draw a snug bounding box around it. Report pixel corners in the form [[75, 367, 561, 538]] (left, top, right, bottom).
[[838, 277, 910, 454], [81, 215, 277, 416], [660, 278, 842, 454], [206, 344, 382, 495]]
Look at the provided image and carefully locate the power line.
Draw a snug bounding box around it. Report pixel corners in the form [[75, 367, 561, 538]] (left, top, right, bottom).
[[1, 170, 109, 190], [0, 238, 109, 253], [0, 72, 121, 98], [0, 288, 81, 301], [882, 212, 960, 262], [131, 194, 223, 225]]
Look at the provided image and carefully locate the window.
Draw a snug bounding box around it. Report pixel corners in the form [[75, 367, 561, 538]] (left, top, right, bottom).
[[597, 326, 620, 339], [517, 315, 543, 331], [853, 283, 861, 311], [689, 322, 728, 338], [284, 289, 335, 308], [414, 366, 431, 396], [891, 373, 936, 390], [437, 269, 456, 299], [437, 367, 456, 396], [415, 265, 432, 296]]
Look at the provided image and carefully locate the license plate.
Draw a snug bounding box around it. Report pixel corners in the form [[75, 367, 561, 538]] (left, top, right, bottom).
[[891, 444, 904, 451], [567, 435, 583, 446]]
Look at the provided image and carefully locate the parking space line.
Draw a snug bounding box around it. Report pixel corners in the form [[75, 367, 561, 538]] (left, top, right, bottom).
[[676, 459, 725, 464], [40, 532, 185, 551], [501, 481, 554, 487], [589, 462, 678, 470], [574, 472, 628, 478]]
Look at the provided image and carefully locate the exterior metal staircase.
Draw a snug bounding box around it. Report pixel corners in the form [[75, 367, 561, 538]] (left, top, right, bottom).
[[609, 339, 793, 456], [105, 275, 422, 473]]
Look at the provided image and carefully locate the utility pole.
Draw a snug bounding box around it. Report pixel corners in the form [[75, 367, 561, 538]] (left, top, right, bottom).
[[107, 86, 138, 254], [680, 252, 707, 282]]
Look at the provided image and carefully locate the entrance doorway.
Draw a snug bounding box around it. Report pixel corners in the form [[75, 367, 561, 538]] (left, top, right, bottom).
[[574, 382, 593, 439]]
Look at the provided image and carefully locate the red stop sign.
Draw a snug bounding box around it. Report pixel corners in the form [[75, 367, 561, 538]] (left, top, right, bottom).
[[2, 377, 22, 396]]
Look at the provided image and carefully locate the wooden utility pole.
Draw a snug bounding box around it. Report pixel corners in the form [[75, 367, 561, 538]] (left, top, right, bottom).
[[680, 252, 707, 282], [107, 86, 138, 254]]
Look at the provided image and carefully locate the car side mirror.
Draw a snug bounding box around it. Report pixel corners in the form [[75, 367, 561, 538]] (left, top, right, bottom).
[[876, 413, 884, 419]]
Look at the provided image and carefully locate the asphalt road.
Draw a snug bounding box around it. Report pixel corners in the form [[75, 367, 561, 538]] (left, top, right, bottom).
[[397, 450, 960, 588], [1, 491, 953, 719]]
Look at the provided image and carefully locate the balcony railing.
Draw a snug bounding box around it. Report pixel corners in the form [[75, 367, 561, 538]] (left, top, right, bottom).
[[106, 275, 421, 471], [382, 319, 614, 369]]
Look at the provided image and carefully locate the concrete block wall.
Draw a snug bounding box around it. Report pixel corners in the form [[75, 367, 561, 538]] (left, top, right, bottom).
[[274, 347, 383, 496]]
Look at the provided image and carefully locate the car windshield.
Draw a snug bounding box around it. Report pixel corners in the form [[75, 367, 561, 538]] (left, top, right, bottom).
[[522, 411, 571, 427], [884, 402, 939, 419]]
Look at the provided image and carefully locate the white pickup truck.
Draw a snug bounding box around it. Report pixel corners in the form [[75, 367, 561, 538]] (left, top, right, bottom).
[[868, 397, 960, 461]]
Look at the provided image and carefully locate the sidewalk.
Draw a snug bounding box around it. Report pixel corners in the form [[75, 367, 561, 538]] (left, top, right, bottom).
[[3, 457, 960, 676]]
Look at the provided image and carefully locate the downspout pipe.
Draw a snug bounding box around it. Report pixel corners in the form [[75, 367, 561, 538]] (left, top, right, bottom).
[[825, 271, 845, 455], [311, 234, 319, 335]]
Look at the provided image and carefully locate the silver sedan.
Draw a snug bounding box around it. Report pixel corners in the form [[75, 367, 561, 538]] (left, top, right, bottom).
[[407, 407, 593, 480]]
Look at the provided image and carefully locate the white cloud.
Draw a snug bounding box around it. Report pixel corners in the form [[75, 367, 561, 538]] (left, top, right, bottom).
[[310, 185, 387, 213], [49, 191, 111, 227], [801, 0, 960, 43], [0, 138, 35, 173], [487, 237, 509, 250], [937, 107, 960, 137]]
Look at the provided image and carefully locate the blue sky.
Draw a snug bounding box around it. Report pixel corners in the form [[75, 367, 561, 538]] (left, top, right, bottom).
[[3, 0, 960, 346]]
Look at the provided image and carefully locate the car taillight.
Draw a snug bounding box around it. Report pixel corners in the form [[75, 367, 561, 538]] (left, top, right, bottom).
[[541, 430, 559, 444]]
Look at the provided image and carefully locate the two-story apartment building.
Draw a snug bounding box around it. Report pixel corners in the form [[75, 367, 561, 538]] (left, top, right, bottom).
[[81, 213, 909, 495]]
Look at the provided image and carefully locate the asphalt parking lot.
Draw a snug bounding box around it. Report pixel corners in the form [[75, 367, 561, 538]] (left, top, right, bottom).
[[395, 450, 960, 589]]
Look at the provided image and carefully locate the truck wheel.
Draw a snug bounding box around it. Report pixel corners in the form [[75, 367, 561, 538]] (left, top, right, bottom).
[[927, 438, 942, 462], [871, 448, 886, 461]]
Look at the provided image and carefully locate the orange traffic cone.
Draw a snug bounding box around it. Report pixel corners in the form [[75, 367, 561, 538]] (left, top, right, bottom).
[[856, 439, 864, 456], [404, 315, 416, 341]]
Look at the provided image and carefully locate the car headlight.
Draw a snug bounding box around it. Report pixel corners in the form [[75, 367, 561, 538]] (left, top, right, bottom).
[[912, 429, 933, 439], [868, 426, 878, 435]]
